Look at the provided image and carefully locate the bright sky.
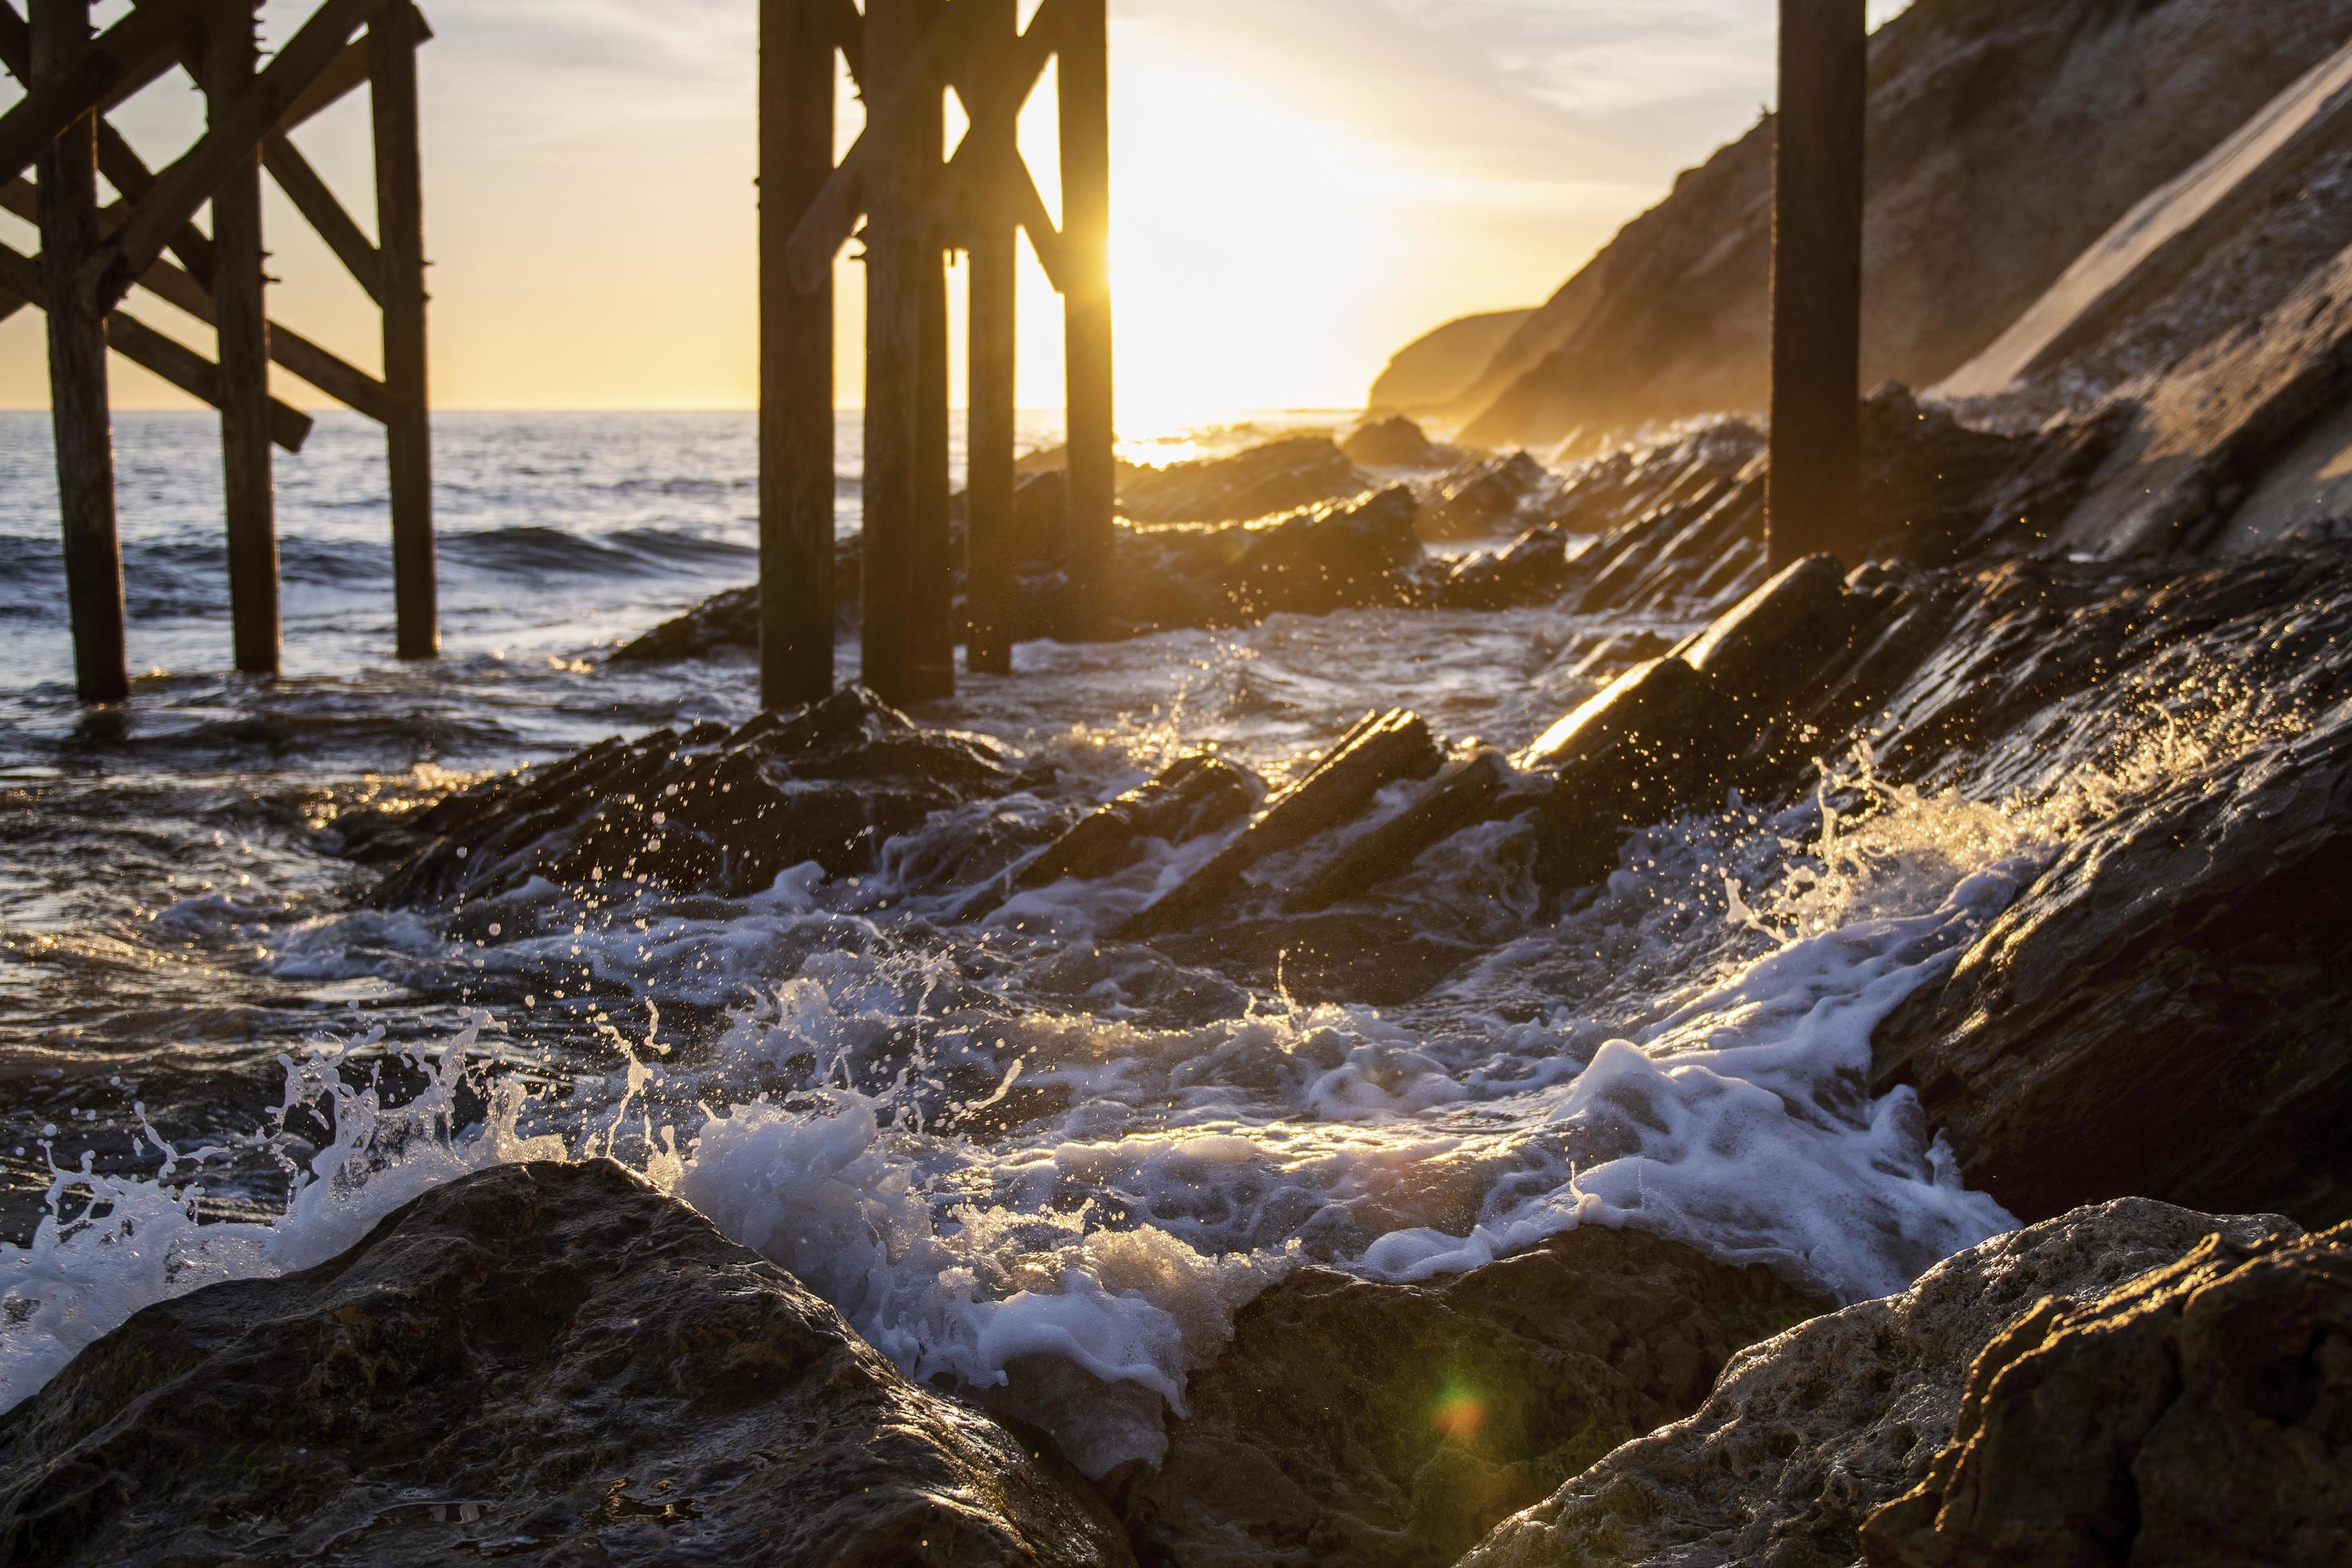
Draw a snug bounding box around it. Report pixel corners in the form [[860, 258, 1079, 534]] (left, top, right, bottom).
[[1, 0, 1910, 424]]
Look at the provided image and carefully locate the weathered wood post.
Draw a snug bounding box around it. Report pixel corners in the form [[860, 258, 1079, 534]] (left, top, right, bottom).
[[206, 0, 278, 676], [859, 0, 954, 705], [962, 0, 1018, 676], [911, 65, 955, 702], [758, 0, 838, 709], [1058, 0, 1113, 641], [1766, 0, 1867, 568], [33, 0, 127, 704], [370, 0, 435, 658]]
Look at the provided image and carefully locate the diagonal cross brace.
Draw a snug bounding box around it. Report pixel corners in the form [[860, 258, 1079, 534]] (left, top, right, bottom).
[[74, 0, 390, 319], [0, 0, 206, 190], [785, 0, 1062, 294], [0, 236, 314, 450]]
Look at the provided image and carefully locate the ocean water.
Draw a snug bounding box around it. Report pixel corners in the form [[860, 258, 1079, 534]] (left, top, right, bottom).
[[0, 410, 2030, 1474]]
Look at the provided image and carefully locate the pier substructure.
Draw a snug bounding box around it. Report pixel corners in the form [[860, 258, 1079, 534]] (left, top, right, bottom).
[[1, 0, 439, 694], [766, 0, 1114, 710]]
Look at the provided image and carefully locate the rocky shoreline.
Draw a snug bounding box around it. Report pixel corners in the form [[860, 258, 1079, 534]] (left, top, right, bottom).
[[11, 482, 2350, 1559]]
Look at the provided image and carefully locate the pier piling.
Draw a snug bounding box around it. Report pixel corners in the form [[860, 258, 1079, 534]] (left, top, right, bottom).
[[32, 0, 127, 705], [758, 0, 838, 710], [206, 0, 278, 677], [371, 0, 435, 660], [1058, 0, 1113, 643], [962, 0, 1018, 675], [1767, 0, 1867, 568]]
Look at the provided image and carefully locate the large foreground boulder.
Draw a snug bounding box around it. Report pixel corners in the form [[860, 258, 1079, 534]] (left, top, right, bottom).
[[1458, 1201, 2302, 1568], [1117, 1226, 1828, 1568], [1864, 1220, 2352, 1566], [0, 1161, 1133, 1568]]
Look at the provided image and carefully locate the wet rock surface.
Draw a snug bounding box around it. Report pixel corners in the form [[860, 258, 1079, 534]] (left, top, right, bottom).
[[1458, 1201, 2302, 1568], [1116, 1226, 1828, 1568], [1340, 415, 1447, 470], [0, 1160, 1134, 1568], [367, 686, 1018, 907], [1862, 1219, 2352, 1567], [1118, 436, 1370, 525], [1872, 553, 2352, 1228]]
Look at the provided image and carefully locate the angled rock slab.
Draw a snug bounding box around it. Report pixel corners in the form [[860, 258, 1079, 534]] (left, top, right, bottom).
[[1863, 1220, 2352, 1566], [0, 1161, 1133, 1568], [1457, 1200, 2300, 1568]]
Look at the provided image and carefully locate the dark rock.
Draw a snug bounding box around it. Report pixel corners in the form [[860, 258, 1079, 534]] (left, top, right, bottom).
[[961, 754, 1260, 918], [1871, 652, 2352, 1227], [1431, 526, 1576, 611], [0, 1160, 1134, 1568], [1862, 1220, 2352, 1567], [1341, 415, 1445, 470], [370, 686, 1017, 907], [1120, 710, 1443, 940], [1215, 486, 1426, 622], [1418, 452, 1558, 542], [611, 583, 761, 664], [1118, 1226, 1830, 1568], [1120, 437, 1370, 525], [614, 484, 1430, 667], [1459, 1201, 2302, 1568], [1284, 750, 1516, 915]]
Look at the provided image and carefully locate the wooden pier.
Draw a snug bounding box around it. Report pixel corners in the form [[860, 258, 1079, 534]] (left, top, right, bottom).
[[2, 0, 438, 701], [762, 0, 1116, 710]]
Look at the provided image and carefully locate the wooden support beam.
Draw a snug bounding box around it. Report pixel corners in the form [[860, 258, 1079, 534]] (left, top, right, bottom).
[[859, 0, 953, 704], [912, 114, 954, 700], [370, 0, 434, 658], [262, 134, 381, 302], [759, 0, 838, 709], [786, 0, 1054, 295], [0, 175, 389, 423], [0, 7, 215, 286], [75, 0, 386, 318], [204, 0, 277, 676], [1766, 0, 1868, 568], [963, 0, 1018, 674], [830, 0, 862, 86], [30, 0, 126, 704], [0, 0, 202, 191], [1058, 0, 1113, 642], [0, 241, 315, 452], [272, 3, 430, 138]]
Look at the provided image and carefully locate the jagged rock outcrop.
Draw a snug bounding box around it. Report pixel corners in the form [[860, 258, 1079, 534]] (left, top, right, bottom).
[[1416, 452, 1561, 542], [1458, 1201, 2302, 1568], [1872, 557, 2352, 1228], [1118, 437, 1370, 525], [0, 1161, 1134, 1568], [613, 485, 1434, 665], [1862, 1219, 2352, 1566], [1117, 1226, 1829, 1568], [366, 686, 1018, 907], [958, 754, 1260, 920], [1341, 415, 1447, 470], [1436, 0, 2352, 453]]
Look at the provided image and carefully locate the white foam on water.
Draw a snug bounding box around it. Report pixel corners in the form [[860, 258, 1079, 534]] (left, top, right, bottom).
[[2, 740, 2075, 1474]]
